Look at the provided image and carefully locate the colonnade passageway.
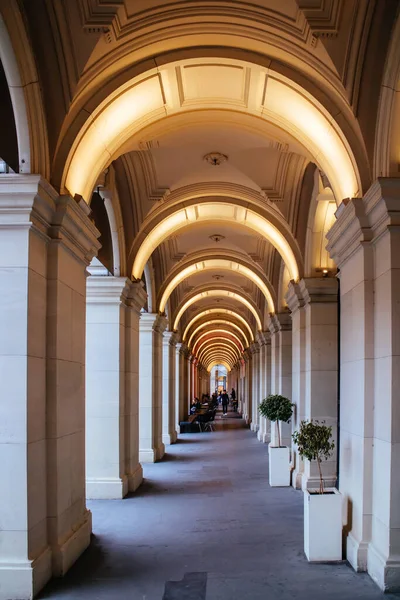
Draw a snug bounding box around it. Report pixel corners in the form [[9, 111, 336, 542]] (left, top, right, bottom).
[[37, 412, 398, 600], [2, 1, 400, 598]]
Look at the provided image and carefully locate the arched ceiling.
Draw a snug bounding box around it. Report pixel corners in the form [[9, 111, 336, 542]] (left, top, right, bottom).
[[3, 0, 399, 373]]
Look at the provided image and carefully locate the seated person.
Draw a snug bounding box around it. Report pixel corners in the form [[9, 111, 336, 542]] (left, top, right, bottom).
[[189, 397, 201, 414]]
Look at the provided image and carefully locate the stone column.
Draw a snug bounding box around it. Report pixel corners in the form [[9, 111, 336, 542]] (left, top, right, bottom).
[[85, 271, 147, 499], [239, 359, 246, 414], [139, 313, 168, 462], [268, 313, 292, 447], [125, 282, 148, 491], [263, 335, 272, 443], [179, 344, 190, 421], [327, 178, 400, 591], [250, 343, 260, 432], [46, 193, 100, 577], [257, 332, 271, 443], [162, 331, 178, 445], [286, 283, 307, 488], [287, 278, 338, 490], [243, 351, 252, 425], [327, 197, 374, 575], [175, 342, 182, 434], [0, 175, 101, 598]]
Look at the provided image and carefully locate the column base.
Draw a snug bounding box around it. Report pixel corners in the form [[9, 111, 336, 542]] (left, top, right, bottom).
[[140, 443, 165, 463], [346, 532, 369, 573], [128, 463, 143, 492], [250, 423, 259, 432], [51, 510, 92, 577], [291, 468, 304, 490], [86, 476, 128, 500], [162, 431, 177, 445], [368, 543, 400, 592], [0, 546, 52, 600]]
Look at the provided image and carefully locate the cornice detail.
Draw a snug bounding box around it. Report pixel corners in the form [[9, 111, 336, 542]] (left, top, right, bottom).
[[268, 311, 292, 334], [327, 178, 400, 268], [296, 0, 343, 37]]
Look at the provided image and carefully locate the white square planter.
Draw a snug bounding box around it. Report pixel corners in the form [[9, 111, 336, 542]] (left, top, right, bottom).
[[304, 488, 342, 561], [269, 446, 290, 487]]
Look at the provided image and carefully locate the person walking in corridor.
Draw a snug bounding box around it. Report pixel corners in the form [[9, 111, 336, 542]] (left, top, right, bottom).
[[221, 389, 229, 415]]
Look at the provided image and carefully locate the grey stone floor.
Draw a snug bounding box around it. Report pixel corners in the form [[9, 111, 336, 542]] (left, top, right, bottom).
[[39, 413, 399, 600]]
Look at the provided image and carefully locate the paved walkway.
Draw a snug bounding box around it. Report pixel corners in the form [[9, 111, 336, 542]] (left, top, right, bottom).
[[39, 412, 399, 600]]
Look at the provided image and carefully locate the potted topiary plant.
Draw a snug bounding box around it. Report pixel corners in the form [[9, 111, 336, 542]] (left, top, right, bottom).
[[292, 420, 342, 562], [259, 394, 293, 487]]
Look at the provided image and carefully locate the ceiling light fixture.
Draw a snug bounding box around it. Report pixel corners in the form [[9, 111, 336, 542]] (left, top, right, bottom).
[[204, 152, 228, 166]]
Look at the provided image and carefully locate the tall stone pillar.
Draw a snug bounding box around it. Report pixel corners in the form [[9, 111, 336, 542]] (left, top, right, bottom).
[[257, 332, 271, 443], [327, 197, 374, 575], [0, 175, 100, 598], [242, 351, 252, 425], [175, 342, 182, 434], [250, 343, 260, 431], [239, 359, 246, 414], [139, 313, 167, 462], [286, 283, 307, 488], [45, 192, 99, 577], [179, 344, 190, 421], [86, 271, 147, 499], [287, 278, 338, 490], [327, 178, 400, 591], [162, 331, 178, 445], [268, 313, 292, 447]]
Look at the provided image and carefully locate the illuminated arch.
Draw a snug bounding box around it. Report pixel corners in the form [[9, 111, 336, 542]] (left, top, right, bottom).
[[193, 330, 244, 353], [183, 308, 254, 342], [173, 289, 262, 331], [204, 356, 235, 372], [158, 254, 276, 313], [198, 339, 240, 359], [199, 341, 239, 359], [200, 351, 239, 369], [208, 360, 231, 373], [202, 349, 237, 366], [197, 338, 242, 361], [62, 57, 360, 209], [132, 193, 300, 282], [188, 320, 250, 348]]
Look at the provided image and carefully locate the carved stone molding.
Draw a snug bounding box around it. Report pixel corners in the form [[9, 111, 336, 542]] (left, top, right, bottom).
[[296, 0, 343, 37]]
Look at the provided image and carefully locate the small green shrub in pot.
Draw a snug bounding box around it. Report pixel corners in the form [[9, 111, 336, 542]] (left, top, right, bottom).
[[292, 420, 335, 494], [258, 394, 293, 448]]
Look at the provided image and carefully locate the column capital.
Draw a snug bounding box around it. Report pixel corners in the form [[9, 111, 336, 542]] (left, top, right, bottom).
[[285, 281, 305, 313], [0, 174, 101, 264], [286, 278, 338, 311], [163, 330, 178, 347], [140, 312, 168, 333], [268, 311, 292, 334], [256, 330, 270, 346], [249, 342, 260, 355], [179, 343, 191, 358], [299, 277, 338, 304], [243, 349, 252, 363], [327, 178, 400, 268], [126, 280, 148, 314], [86, 275, 132, 303]]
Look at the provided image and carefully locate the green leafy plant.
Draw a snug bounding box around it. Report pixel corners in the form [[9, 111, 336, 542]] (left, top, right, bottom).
[[292, 420, 335, 494], [258, 394, 293, 448]]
